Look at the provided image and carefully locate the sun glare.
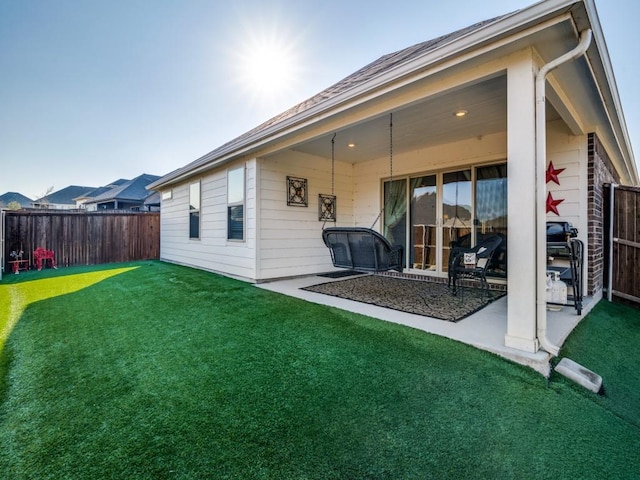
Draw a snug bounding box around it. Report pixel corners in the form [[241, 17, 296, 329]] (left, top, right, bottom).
[[233, 21, 302, 106]]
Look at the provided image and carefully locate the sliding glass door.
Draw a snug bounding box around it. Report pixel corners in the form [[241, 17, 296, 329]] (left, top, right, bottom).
[[475, 164, 508, 276], [383, 163, 506, 277], [441, 170, 472, 272], [410, 175, 437, 270]]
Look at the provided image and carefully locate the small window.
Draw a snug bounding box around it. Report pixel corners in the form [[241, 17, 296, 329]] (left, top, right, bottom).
[[189, 181, 200, 239], [227, 167, 245, 240]]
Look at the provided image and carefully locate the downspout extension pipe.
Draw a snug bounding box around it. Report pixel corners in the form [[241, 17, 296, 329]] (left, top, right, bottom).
[[535, 29, 593, 356]]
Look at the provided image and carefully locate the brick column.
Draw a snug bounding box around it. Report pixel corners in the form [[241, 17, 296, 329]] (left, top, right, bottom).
[[587, 133, 619, 295]]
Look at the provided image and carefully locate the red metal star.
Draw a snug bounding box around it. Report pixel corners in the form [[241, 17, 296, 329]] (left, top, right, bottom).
[[546, 192, 564, 215], [546, 161, 565, 185]]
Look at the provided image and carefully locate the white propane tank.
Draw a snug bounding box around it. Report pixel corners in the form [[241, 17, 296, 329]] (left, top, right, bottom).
[[551, 271, 567, 305], [546, 272, 554, 303]]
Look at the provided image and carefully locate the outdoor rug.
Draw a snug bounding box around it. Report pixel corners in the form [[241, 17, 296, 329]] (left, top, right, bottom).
[[302, 275, 505, 322]]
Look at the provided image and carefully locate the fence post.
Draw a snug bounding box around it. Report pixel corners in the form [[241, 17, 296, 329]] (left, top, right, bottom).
[[0, 209, 4, 281], [607, 183, 616, 302]]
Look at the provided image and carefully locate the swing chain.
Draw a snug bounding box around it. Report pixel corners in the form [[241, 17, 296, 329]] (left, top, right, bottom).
[[331, 133, 336, 196], [322, 133, 338, 230], [370, 113, 394, 230], [389, 113, 393, 185]]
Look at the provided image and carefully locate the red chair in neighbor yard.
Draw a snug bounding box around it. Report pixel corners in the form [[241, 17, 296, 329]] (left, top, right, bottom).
[[34, 247, 57, 271]]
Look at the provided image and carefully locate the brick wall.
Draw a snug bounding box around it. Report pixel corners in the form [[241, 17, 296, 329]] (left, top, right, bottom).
[[587, 133, 620, 295]]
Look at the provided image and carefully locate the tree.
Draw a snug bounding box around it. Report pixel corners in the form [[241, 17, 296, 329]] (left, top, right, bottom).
[[6, 201, 22, 210], [36, 186, 54, 208]]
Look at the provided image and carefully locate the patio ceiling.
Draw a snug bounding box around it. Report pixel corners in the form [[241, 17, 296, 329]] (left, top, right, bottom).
[[276, 18, 592, 167], [290, 74, 560, 164]]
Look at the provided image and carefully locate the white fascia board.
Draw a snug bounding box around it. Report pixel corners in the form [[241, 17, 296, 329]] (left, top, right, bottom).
[[150, 0, 584, 191], [581, 0, 638, 185]]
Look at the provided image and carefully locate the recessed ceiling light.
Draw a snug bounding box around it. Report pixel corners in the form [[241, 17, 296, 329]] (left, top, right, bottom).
[[347, 143, 356, 148], [454, 110, 468, 117]]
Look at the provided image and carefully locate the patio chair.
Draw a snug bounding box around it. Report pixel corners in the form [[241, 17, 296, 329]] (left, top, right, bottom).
[[448, 235, 503, 297], [450, 232, 507, 275], [322, 227, 403, 273]]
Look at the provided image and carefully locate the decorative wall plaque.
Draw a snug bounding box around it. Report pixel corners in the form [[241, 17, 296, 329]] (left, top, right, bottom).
[[318, 194, 337, 222], [287, 176, 308, 206]]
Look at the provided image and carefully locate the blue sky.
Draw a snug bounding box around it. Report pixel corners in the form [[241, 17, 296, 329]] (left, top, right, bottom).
[[1, 0, 638, 199]]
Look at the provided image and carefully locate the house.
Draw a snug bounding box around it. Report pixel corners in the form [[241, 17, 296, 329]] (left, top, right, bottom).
[[33, 185, 96, 210], [148, 0, 638, 357], [83, 174, 160, 211], [74, 178, 129, 207], [142, 190, 161, 212], [0, 192, 33, 209]]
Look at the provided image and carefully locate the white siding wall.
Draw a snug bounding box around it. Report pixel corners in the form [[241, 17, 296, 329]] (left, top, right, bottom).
[[546, 119, 589, 295], [353, 132, 508, 222], [160, 159, 257, 281], [257, 151, 354, 280], [546, 119, 588, 239]]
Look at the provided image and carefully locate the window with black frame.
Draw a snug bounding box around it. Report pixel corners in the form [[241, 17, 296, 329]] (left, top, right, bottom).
[[227, 166, 245, 241], [189, 181, 200, 239]]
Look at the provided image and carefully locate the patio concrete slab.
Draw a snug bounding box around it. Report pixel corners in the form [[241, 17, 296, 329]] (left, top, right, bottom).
[[256, 274, 597, 376]]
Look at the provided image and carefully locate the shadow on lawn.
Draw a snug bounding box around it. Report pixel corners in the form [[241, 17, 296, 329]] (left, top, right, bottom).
[[0, 262, 146, 359], [0, 262, 153, 410]]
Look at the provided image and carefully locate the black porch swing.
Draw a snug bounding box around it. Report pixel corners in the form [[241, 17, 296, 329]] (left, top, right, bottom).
[[322, 113, 404, 273]]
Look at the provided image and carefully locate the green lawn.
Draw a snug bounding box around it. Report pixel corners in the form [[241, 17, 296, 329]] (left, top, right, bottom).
[[1, 261, 638, 479]]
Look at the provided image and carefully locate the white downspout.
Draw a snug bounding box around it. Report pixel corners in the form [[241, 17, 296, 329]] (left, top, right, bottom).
[[535, 29, 593, 356]]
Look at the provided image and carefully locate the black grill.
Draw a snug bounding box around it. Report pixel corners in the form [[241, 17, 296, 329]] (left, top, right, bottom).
[[546, 221, 577, 242]]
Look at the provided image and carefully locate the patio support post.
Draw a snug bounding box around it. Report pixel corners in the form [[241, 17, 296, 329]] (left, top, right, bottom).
[[504, 49, 539, 353]]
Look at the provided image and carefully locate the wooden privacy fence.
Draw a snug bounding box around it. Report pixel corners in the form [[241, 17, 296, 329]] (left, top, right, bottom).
[[604, 184, 640, 305], [2, 210, 160, 271]]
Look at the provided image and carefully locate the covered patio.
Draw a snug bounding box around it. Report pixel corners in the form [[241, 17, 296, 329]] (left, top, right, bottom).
[[254, 10, 609, 357], [150, 0, 637, 362]]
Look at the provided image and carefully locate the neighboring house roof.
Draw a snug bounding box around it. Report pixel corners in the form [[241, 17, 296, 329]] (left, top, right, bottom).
[[77, 179, 129, 202], [0, 192, 34, 208], [149, 0, 638, 190], [85, 173, 161, 205], [35, 185, 96, 206], [143, 191, 161, 206]]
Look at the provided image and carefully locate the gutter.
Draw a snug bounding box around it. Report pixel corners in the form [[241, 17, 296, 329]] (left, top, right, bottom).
[[535, 29, 593, 356]]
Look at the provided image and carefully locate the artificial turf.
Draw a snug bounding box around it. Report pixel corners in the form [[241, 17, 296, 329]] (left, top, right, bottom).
[[555, 300, 640, 428], [0, 261, 638, 479]]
